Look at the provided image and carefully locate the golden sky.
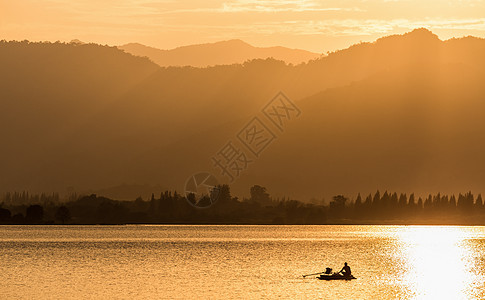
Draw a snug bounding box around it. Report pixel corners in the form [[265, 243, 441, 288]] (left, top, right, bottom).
[[1, 0, 485, 52]]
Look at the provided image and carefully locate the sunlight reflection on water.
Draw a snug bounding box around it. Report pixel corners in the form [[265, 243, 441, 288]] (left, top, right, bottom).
[[1, 225, 485, 299], [396, 227, 484, 300]]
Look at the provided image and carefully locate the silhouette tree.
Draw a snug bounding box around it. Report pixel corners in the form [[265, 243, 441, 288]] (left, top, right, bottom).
[[330, 195, 348, 219], [441, 195, 449, 210], [424, 194, 433, 212], [250, 185, 271, 206], [390, 192, 399, 216], [372, 190, 381, 211], [417, 197, 423, 210], [360, 193, 372, 218], [55, 206, 71, 224], [0, 208, 11, 223], [458, 192, 474, 213], [476, 194, 483, 208], [12, 213, 24, 224], [4, 188, 485, 224], [433, 193, 441, 208], [450, 195, 457, 208], [398, 193, 407, 207], [381, 191, 390, 214], [354, 193, 363, 218], [26, 205, 44, 224]]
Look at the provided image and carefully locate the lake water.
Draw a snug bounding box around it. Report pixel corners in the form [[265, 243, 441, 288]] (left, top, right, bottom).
[[1, 225, 485, 299]]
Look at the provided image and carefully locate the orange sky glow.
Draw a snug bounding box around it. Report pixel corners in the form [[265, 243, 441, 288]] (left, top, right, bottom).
[[1, 0, 485, 52]]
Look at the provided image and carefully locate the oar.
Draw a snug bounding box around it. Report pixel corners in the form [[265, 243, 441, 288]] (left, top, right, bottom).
[[302, 272, 324, 278]]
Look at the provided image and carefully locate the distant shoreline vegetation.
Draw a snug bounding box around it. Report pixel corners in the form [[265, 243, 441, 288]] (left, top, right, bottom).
[[1, 186, 485, 225]]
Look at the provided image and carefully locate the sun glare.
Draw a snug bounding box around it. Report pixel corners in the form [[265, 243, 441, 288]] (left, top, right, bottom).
[[398, 227, 476, 299]]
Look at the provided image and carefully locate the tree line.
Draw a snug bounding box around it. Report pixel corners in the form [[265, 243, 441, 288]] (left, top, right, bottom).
[[1, 186, 484, 225]]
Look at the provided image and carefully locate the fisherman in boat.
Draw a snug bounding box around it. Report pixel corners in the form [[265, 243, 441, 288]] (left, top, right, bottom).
[[339, 262, 351, 277]]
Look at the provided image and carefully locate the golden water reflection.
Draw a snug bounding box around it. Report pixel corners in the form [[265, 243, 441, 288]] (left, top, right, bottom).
[[397, 227, 482, 300]]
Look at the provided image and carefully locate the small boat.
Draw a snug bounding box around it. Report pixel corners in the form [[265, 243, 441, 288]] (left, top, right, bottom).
[[317, 273, 356, 281]]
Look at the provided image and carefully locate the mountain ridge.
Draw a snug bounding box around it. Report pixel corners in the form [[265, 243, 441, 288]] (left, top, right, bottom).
[[1, 29, 485, 199], [118, 39, 321, 67]]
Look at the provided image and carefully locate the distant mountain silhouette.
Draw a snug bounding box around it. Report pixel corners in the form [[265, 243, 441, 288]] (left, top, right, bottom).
[[118, 39, 321, 67], [70, 39, 85, 45], [1, 29, 485, 199], [90, 184, 168, 201]]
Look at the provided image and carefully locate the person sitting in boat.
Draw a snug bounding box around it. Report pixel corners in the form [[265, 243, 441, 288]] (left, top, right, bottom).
[[339, 262, 351, 277]]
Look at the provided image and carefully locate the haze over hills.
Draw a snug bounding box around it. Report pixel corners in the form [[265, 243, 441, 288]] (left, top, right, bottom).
[[118, 39, 321, 67], [1, 29, 485, 200]]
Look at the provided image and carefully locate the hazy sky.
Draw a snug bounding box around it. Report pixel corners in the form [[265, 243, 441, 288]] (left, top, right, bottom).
[[1, 0, 485, 52]]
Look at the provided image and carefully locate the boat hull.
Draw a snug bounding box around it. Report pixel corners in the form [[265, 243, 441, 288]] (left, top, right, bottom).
[[317, 274, 356, 281]]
